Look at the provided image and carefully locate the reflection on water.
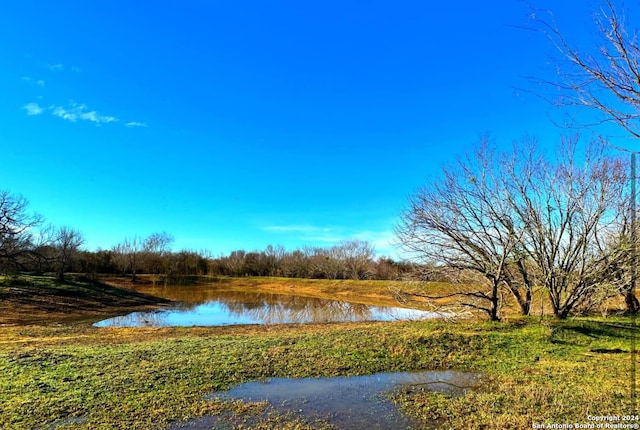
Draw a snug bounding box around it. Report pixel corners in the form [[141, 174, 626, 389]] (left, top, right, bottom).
[[94, 288, 446, 327], [169, 371, 481, 429]]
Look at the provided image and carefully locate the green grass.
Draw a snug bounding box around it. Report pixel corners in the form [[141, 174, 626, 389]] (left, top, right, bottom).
[[393, 318, 636, 428], [0, 275, 636, 428], [0, 317, 636, 429]]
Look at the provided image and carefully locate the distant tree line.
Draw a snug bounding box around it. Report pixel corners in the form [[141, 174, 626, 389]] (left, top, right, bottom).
[[80, 240, 417, 281], [0, 194, 417, 281], [207, 242, 416, 280]]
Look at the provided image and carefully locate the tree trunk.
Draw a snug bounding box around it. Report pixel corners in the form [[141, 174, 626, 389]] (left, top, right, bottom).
[[624, 288, 640, 314], [505, 281, 532, 316], [524, 289, 532, 316], [490, 280, 501, 322], [553, 305, 571, 320]]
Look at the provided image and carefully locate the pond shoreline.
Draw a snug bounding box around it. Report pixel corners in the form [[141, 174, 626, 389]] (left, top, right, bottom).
[[0, 275, 172, 325], [93, 288, 446, 327], [102, 274, 435, 309], [8, 273, 574, 327], [1, 274, 440, 325]]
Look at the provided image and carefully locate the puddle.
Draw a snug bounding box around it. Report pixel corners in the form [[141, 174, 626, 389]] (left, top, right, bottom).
[[169, 370, 481, 429]]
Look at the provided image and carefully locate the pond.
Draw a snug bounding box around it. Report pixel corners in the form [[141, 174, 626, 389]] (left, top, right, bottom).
[[93, 286, 445, 327], [169, 370, 482, 429]]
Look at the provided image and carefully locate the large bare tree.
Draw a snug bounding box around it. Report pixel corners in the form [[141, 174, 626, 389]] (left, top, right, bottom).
[[508, 137, 628, 318], [396, 138, 525, 321], [534, 0, 640, 312], [397, 136, 629, 320]]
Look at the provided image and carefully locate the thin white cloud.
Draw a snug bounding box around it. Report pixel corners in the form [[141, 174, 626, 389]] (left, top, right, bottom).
[[305, 235, 345, 243], [263, 223, 398, 257], [80, 110, 117, 123], [23, 103, 43, 116], [125, 121, 147, 128], [21, 76, 45, 87], [50, 102, 118, 125], [263, 225, 331, 233], [21, 63, 144, 128], [38, 101, 144, 128], [304, 231, 394, 251], [51, 106, 77, 122], [353, 230, 397, 256]]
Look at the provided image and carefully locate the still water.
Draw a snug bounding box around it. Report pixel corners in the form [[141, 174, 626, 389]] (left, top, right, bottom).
[[94, 286, 445, 327], [169, 370, 481, 429]]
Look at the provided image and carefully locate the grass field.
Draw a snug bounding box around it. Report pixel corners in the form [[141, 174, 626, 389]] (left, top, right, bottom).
[[0, 275, 637, 429]]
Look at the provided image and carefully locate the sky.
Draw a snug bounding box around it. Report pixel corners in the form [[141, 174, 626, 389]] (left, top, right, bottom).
[[1, 0, 636, 258]]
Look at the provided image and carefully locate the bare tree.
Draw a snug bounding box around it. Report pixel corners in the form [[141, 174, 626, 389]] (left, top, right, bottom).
[[508, 137, 628, 318], [0, 190, 42, 273], [144, 232, 174, 255], [54, 226, 84, 281], [535, 0, 640, 137], [281, 249, 311, 278], [112, 233, 176, 281], [264, 244, 285, 277], [533, 1, 640, 312], [336, 240, 375, 280], [112, 236, 144, 281], [143, 232, 174, 275], [397, 136, 629, 320], [226, 250, 247, 276], [396, 138, 524, 321], [588, 196, 640, 313]]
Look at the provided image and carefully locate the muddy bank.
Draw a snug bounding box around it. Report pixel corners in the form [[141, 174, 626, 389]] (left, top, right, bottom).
[[0, 275, 171, 325]]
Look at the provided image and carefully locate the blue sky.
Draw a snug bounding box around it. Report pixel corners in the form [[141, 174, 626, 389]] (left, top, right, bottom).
[[1, 1, 634, 257]]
